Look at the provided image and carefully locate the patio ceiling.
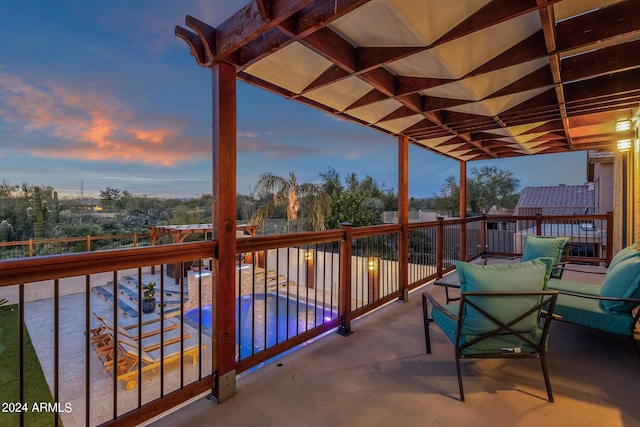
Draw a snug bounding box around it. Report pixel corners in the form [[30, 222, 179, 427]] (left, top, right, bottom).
[[176, 0, 640, 162]]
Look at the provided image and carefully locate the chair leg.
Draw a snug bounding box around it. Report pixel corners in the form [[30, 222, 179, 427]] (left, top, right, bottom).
[[632, 336, 640, 358], [455, 354, 465, 402], [422, 294, 432, 354], [540, 355, 554, 403]]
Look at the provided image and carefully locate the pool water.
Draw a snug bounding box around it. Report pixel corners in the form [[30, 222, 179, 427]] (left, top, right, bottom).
[[184, 293, 336, 358]]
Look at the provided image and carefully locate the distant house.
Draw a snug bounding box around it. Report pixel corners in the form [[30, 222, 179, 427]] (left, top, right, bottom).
[[514, 184, 596, 216], [513, 184, 604, 258], [382, 210, 440, 224], [66, 197, 103, 213]]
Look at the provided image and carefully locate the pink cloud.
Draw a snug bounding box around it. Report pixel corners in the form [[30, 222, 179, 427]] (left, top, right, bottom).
[[0, 72, 208, 167]]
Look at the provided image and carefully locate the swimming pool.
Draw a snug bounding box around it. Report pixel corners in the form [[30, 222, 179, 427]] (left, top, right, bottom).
[[184, 293, 336, 359]]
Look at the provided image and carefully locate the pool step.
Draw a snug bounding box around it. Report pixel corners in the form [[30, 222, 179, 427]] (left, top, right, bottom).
[[252, 269, 296, 289], [122, 275, 189, 297], [92, 286, 138, 319]]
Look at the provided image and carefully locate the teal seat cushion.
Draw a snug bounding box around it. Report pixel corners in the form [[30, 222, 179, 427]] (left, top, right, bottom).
[[555, 293, 635, 336], [455, 258, 552, 334], [599, 256, 640, 313], [608, 244, 640, 271], [458, 330, 543, 356], [547, 278, 600, 296], [521, 235, 569, 264], [430, 301, 543, 355]]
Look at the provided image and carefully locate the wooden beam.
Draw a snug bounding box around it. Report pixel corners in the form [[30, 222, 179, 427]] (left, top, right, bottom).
[[556, 0, 640, 52], [174, 26, 207, 67], [303, 27, 357, 72], [436, 0, 552, 45], [236, 0, 372, 69], [185, 15, 216, 61], [562, 39, 640, 82], [214, 0, 315, 59]]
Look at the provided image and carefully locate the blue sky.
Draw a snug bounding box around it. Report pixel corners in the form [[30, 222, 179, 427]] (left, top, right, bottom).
[[0, 1, 588, 200]]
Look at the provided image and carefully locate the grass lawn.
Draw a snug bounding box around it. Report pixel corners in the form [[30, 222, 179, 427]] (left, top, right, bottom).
[[0, 304, 62, 427]]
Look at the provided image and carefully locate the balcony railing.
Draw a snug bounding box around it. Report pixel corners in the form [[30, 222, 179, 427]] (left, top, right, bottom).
[[0, 233, 152, 259], [0, 213, 610, 426]]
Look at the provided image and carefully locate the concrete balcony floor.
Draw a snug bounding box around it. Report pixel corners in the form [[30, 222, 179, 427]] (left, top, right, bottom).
[[150, 267, 640, 427]]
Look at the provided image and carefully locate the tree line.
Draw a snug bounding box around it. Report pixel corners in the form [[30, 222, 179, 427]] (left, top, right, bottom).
[[0, 165, 519, 242]]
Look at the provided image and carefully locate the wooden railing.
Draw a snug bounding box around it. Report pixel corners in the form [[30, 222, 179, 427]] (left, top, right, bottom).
[[0, 213, 610, 425], [0, 233, 152, 259]]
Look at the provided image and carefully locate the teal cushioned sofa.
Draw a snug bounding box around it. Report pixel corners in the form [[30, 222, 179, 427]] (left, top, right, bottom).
[[546, 244, 640, 352]]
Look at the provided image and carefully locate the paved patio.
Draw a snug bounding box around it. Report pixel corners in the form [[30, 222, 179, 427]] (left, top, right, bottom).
[[148, 267, 640, 427]]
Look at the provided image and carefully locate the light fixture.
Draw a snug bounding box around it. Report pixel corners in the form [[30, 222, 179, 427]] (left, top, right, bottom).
[[304, 250, 313, 261], [616, 119, 631, 132], [616, 119, 634, 152], [617, 139, 632, 152]]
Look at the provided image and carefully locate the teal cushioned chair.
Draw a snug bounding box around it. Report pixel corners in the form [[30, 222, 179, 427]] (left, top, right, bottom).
[[423, 259, 559, 402], [546, 245, 640, 353]]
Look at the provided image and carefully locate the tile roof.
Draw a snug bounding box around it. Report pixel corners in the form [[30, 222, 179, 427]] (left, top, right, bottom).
[[517, 184, 595, 210]]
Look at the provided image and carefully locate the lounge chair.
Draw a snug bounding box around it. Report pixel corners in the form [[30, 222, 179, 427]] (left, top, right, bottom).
[[97, 333, 204, 390], [91, 313, 190, 352], [423, 258, 559, 401], [89, 313, 180, 346]]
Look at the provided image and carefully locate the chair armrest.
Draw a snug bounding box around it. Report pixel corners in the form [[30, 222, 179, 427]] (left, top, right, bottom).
[[556, 290, 640, 304], [554, 263, 607, 275], [556, 291, 640, 328], [422, 292, 458, 321], [433, 281, 461, 290]]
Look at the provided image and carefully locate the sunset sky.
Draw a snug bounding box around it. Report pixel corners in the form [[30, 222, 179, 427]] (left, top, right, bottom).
[[0, 1, 588, 200]]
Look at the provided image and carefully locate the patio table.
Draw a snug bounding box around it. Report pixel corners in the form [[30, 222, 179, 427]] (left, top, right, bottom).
[[433, 272, 461, 304]]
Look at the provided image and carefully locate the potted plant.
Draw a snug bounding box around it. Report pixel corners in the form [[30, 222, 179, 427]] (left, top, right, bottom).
[[141, 282, 156, 314], [191, 259, 203, 272]]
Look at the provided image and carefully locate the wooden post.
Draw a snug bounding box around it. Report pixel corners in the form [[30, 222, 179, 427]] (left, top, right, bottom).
[[606, 211, 614, 264], [367, 257, 380, 302], [304, 248, 315, 289], [211, 61, 237, 402], [437, 217, 444, 278], [398, 135, 409, 301], [481, 214, 487, 258], [459, 161, 467, 261], [337, 223, 353, 336]]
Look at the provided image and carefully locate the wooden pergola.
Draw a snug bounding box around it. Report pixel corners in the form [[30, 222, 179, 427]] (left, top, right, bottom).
[[175, 0, 640, 403], [148, 224, 256, 245]]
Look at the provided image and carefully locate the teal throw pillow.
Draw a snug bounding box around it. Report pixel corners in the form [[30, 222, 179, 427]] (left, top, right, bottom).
[[521, 234, 569, 263], [608, 244, 640, 271], [455, 258, 552, 334], [600, 256, 640, 313]]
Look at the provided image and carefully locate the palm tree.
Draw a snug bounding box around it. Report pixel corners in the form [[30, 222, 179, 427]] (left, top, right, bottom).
[[251, 172, 330, 232]]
